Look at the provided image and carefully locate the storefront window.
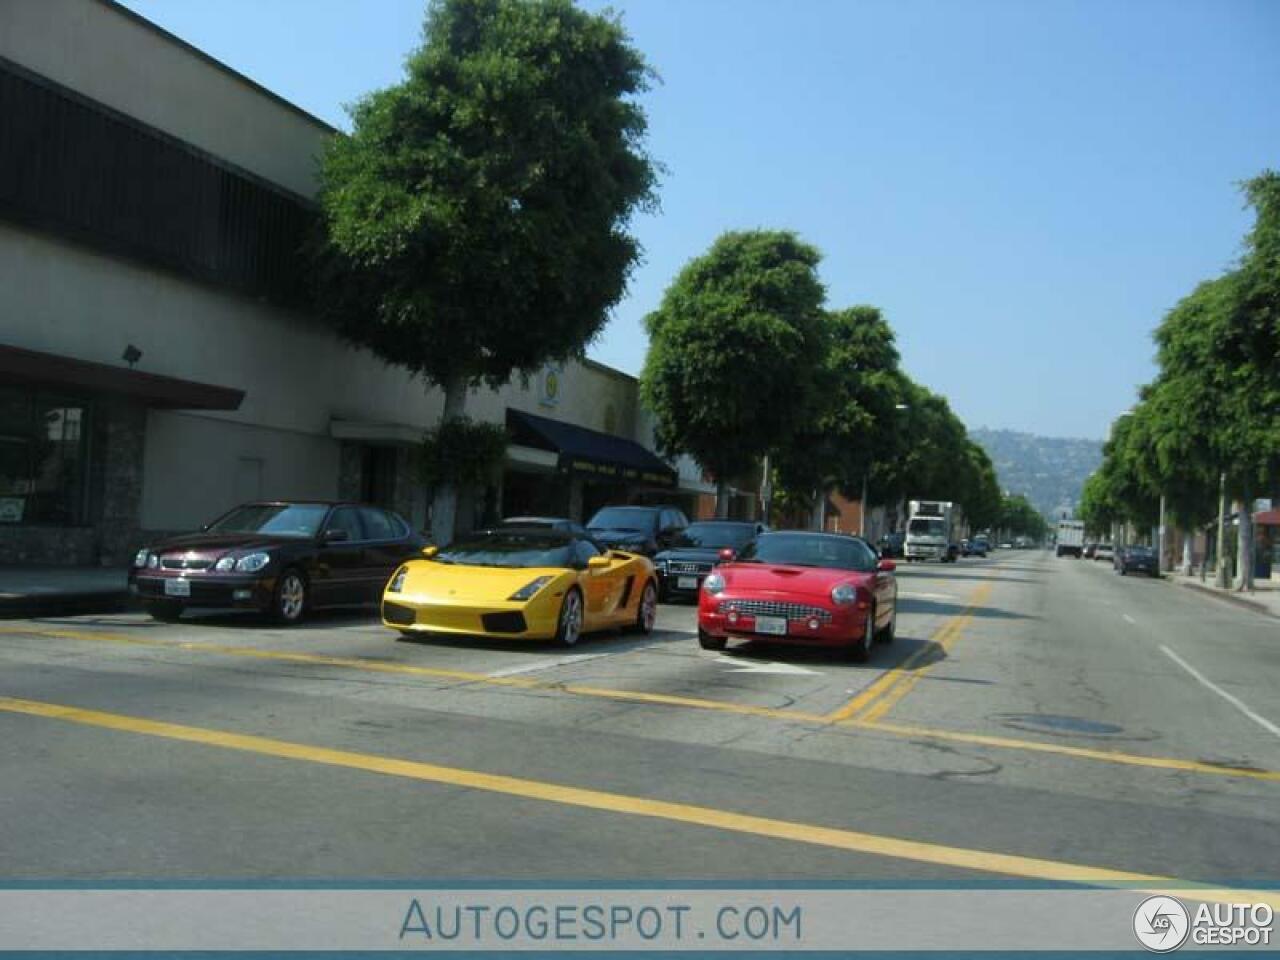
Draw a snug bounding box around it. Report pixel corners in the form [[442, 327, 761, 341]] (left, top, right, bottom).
[[0, 386, 89, 525]]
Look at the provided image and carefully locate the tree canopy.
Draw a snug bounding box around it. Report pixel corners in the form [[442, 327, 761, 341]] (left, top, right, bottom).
[[639, 230, 828, 514], [315, 0, 657, 540]]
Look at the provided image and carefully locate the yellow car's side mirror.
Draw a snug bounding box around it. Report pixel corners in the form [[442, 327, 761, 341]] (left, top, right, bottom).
[[423, 546, 439, 559], [587, 556, 611, 574]]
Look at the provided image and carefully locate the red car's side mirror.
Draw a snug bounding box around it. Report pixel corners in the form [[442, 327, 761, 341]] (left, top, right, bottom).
[[718, 547, 735, 562], [877, 559, 897, 572]]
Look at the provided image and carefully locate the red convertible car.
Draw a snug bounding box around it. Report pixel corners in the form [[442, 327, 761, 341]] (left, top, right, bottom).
[[697, 531, 898, 661]]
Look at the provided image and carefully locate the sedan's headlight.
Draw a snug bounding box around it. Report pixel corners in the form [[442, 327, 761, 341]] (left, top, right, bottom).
[[387, 567, 408, 593], [147, 553, 160, 569], [508, 575, 554, 601], [133, 549, 151, 568], [235, 552, 270, 573], [831, 583, 858, 605], [214, 556, 237, 572], [703, 572, 726, 595]]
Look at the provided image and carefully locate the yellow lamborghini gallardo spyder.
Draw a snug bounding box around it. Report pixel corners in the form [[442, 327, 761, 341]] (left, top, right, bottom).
[[381, 526, 659, 645]]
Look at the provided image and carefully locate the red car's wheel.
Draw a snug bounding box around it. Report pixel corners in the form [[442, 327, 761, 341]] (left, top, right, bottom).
[[847, 604, 875, 662], [698, 628, 726, 651]]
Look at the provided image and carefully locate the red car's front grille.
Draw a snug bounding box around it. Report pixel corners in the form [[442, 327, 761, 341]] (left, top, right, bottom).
[[718, 599, 832, 623]]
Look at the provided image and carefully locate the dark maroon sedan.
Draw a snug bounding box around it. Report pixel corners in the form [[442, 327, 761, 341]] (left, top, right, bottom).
[[129, 501, 427, 624]]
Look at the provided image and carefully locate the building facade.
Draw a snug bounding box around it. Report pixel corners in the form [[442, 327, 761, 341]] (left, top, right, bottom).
[[0, 0, 730, 567]]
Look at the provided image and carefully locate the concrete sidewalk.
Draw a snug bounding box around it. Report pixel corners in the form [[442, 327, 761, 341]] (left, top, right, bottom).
[[1168, 569, 1280, 620], [0, 566, 130, 618]]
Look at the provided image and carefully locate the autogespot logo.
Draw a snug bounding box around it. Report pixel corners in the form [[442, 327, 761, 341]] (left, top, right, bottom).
[[1133, 896, 1190, 952]]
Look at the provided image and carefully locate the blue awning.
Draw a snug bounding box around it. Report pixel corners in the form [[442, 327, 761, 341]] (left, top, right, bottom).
[[506, 409, 676, 487]]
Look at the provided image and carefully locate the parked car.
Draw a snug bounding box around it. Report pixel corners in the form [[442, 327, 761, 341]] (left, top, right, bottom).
[[654, 520, 767, 601], [876, 531, 905, 558], [496, 516, 587, 536], [1000, 541, 1014, 550], [585, 505, 689, 556], [697, 531, 898, 662], [965, 537, 990, 557], [129, 501, 427, 624], [382, 527, 657, 645], [1094, 543, 1115, 562], [1115, 545, 1157, 576], [1083, 542, 1098, 559]]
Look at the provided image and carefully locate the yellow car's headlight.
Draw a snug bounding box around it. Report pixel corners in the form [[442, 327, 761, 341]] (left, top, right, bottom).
[[508, 575, 554, 601], [388, 567, 408, 593]]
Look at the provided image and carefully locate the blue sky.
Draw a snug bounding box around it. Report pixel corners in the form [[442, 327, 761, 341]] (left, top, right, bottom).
[[121, 0, 1280, 440]]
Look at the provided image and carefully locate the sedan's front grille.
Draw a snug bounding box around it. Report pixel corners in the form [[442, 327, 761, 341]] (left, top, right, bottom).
[[718, 600, 832, 623], [160, 555, 213, 570], [668, 561, 711, 575]]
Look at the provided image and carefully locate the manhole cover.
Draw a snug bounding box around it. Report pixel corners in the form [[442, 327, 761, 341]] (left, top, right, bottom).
[[995, 713, 1124, 736]]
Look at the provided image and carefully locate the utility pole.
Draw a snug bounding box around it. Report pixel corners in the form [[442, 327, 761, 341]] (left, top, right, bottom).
[[1216, 471, 1229, 589], [859, 468, 869, 538]]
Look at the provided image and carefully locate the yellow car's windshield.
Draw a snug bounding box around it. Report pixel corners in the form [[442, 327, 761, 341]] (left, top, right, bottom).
[[437, 531, 575, 569]]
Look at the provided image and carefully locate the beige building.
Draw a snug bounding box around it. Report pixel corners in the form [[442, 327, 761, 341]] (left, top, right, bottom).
[[0, 0, 728, 566]]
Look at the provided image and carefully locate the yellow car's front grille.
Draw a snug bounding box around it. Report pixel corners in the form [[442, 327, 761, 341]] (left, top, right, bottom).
[[395, 603, 485, 632]]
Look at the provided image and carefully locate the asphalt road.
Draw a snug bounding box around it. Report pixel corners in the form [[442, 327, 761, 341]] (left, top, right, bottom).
[[1, 550, 1277, 891]]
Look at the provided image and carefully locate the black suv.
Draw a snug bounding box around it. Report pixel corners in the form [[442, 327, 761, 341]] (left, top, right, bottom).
[[585, 505, 689, 557]]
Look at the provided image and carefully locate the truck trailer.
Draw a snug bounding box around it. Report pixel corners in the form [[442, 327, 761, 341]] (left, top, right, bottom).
[[905, 500, 958, 562]]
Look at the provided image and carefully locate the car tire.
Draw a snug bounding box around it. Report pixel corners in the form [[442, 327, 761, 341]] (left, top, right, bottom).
[[555, 588, 584, 647], [877, 597, 897, 644], [272, 569, 308, 625], [633, 580, 658, 634], [145, 600, 183, 623], [849, 605, 875, 662], [697, 628, 727, 651]]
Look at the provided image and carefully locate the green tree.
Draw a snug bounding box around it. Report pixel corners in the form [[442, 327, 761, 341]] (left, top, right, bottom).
[[772, 305, 906, 520], [998, 493, 1048, 541], [315, 0, 657, 542], [640, 230, 828, 516]]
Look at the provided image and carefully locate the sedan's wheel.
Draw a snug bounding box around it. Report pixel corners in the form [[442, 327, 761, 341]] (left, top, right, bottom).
[[698, 628, 727, 651], [849, 605, 875, 662], [633, 581, 657, 634], [273, 570, 308, 625], [555, 589, 584, 647], [145, 600, 183, 623]]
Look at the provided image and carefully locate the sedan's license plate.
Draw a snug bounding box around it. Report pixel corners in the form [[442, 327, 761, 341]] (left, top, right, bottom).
[[754, 615, 788, 636], [164, 579, 191, 598], [677, 576, 698, 590]]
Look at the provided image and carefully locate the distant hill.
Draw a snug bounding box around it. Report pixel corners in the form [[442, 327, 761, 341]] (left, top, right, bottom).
[[969, 428, 1103, 520]]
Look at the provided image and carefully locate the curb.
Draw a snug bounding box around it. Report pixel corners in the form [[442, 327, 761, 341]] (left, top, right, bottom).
[[1171, 578, 1278, 619], [0, 592, 131, 620]]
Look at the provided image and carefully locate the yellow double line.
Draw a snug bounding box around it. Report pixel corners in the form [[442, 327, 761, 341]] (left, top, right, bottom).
[[825, 583, 992, 724]]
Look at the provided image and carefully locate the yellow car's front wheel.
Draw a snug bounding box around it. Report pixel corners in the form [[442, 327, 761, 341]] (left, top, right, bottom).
[[633, 580, 657, 634], [555, 588, 584, 647]]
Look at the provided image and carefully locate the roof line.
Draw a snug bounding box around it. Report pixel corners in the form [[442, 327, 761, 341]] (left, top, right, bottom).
[[98, 0, 340, 135]]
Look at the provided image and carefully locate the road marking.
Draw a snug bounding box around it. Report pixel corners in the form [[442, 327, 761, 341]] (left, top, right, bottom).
[[898, 592, 957, 601], [0, 626, 826, 724], [487, 653, 611, 678], [0, 694, 1274, 907], [825, 583, 992, 724], [4, 626, 1277, 783], [1160, 645, 1280, 739], [1122, 614, 1136, 625], [713, 656, 821, 676], [855, 719, 1280, 783]]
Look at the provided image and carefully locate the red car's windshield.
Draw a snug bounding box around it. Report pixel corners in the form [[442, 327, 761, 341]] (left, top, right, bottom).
[[735, 533, 878, 572]]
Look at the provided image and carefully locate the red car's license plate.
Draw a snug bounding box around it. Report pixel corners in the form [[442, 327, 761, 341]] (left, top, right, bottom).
[[754, 615, 788, 635]]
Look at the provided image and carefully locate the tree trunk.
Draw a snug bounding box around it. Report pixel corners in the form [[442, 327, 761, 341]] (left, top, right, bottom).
[[430, 375, 467, 546], [1236, 480, 1254, 592], [715, 479, 730, 519], [1181, 534, 1193, 576], [1215, 472, 1229, 589], [810, 490, 825, 531]]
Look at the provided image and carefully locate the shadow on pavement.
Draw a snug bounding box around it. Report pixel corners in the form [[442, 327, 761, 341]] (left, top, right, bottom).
[[897, 596, 1038, 620]]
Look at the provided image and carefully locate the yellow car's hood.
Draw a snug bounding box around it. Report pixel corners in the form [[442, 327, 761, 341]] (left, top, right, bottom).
[[399, 561, 569, 602]]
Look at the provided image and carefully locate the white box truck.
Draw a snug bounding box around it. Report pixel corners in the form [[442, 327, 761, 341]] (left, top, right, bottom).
[[906, 500, 957, 562], [1056, 520, 1085, 558]]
